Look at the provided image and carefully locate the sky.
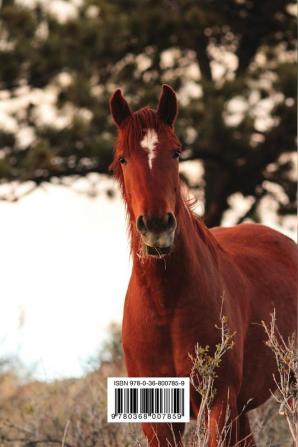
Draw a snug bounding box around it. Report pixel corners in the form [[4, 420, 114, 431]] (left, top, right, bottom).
[[0, 182, 131, 380]]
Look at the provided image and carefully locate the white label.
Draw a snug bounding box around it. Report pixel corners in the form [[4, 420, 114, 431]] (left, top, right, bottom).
[[107, 377, 190, 423]]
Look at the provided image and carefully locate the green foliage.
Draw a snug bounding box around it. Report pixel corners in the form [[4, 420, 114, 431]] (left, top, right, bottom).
[[0, 0, 296, 225]]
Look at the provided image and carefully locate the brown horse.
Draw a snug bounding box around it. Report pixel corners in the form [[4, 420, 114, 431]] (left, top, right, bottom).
[[109, 85, 297, 446]]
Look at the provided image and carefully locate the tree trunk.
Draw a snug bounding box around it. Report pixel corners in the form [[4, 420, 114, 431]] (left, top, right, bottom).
[[203, 163, 230, 228]]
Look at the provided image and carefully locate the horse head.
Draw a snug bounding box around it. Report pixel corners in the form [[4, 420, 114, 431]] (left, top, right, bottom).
[[110, 85, 183, 258]]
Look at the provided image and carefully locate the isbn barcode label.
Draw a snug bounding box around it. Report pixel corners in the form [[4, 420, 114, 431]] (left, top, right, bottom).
[[107, 377, 190, 422]]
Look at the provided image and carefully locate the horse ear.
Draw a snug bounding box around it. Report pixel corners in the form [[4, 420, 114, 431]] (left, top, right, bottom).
[[157, 84, 178, 127], [110, 89, 132, 127]]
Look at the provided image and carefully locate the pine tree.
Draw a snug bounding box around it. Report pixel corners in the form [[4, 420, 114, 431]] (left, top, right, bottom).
[[0, 0, 296, 226]]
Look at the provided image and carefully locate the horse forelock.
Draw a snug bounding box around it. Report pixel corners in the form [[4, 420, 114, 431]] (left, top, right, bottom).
[[118, 107, 179, 156]]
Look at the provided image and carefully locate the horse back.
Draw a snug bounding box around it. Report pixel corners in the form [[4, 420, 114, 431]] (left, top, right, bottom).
[[211, 222, 297, 336], [211, 223, 297, 279]]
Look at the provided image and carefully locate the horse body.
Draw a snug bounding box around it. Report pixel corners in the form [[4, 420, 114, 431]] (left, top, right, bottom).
[[110, 85, 297, 446], [212, 224, 297, 409], [123, 208, 297, 445]]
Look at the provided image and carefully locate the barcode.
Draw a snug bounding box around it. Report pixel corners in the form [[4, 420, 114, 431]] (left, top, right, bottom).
[[107, 377, 190, 422], [115, 387, 184, 415]]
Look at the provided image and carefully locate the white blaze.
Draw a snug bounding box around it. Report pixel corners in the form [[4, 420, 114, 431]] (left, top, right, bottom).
[[140, 128, 158, 169]]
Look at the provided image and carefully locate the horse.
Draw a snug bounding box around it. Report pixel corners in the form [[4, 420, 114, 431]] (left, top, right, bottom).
[[109, 84, 297, 446]]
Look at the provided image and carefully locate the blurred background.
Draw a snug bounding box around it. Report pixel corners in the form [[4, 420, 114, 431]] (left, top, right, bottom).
[[0, 0, 297, 443]]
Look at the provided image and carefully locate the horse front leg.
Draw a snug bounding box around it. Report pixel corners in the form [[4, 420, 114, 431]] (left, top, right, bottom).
[[208, 389, 239, 447], [238, 413, 255, 447], [142, 422, 185, 447]]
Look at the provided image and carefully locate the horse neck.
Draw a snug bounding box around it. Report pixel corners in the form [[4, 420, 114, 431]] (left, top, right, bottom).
[[128, 198, 220, 303]]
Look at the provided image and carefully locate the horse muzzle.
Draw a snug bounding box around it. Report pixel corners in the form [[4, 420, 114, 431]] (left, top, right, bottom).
[[136, 213, 177, 257]]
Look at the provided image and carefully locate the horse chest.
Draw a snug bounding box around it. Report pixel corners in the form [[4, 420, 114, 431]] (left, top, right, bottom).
[[123, 294, 176, 376], [122, 284, 219, 377]]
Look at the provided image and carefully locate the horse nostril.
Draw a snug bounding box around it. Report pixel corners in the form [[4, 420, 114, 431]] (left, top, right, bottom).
[[137, 213, 176, 234], [166, 212, 176, 231], [136, 215, 147, 234]]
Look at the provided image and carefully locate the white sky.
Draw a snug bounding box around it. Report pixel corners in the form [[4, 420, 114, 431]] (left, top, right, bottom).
[[0, 184, 131, 380]]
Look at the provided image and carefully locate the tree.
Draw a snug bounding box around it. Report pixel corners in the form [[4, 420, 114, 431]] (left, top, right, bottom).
[[0, 0, 296, 226]]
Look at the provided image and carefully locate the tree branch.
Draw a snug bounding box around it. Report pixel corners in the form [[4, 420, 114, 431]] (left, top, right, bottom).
[[195, 34, 213, 82], [1, 164, 111, 186], [236, 0, 287, 75]]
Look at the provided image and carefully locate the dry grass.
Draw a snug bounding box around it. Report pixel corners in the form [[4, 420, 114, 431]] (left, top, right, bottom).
[[261, 311, 298, 444], [188, 315, 236, 446], [187, 313, 295, 446]]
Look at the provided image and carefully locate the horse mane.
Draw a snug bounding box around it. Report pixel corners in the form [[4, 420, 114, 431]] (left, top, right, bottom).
[[179, 180, 222, 258], [185, 201, 222, 261]]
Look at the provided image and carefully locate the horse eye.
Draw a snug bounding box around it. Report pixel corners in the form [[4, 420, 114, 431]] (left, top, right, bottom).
[[172, 150, 181, 160], [119, 156, 127, 165]]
